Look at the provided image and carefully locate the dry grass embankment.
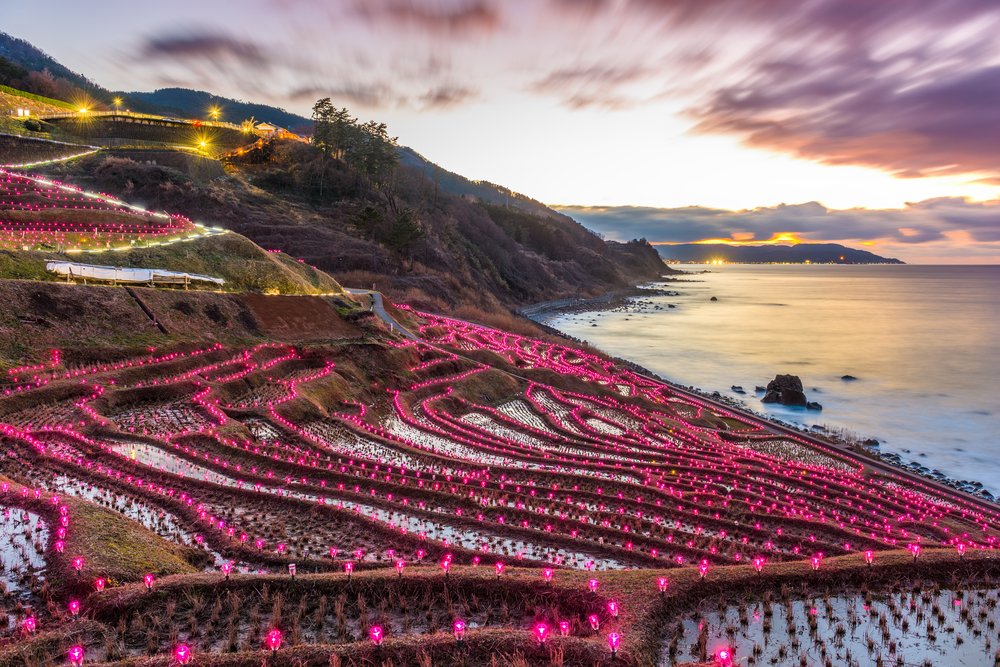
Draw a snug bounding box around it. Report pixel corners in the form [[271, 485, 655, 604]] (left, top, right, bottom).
[[0, 233, 345, 295], [0, 474, 199, 587]]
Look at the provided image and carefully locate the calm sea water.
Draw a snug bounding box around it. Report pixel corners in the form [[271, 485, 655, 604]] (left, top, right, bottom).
[[548, 265, 1000, 493]]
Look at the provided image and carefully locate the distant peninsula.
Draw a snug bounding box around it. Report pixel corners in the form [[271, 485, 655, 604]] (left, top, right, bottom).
[[655, 242, 904, 264]]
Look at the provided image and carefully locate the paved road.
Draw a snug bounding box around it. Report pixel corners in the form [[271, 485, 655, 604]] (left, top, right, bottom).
[[345, 289, 419, 340], [351, 290, 998, 516]]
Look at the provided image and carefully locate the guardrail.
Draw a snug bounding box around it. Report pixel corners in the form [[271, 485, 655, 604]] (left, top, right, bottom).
[[35, 110, 245, 131]]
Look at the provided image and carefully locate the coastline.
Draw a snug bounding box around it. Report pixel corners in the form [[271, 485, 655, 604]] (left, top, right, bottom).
[[517, 276, 1000, 507]]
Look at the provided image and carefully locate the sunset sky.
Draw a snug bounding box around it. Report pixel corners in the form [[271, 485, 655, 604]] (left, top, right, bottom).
[[7, 0, 999, 262]]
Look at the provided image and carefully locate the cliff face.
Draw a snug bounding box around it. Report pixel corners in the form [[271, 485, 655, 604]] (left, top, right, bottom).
[[606, 240, 685, 279]]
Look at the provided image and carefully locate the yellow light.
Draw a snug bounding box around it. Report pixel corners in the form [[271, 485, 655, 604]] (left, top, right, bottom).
[[79, 108, 87, 113], [200, 142, 206, 147]]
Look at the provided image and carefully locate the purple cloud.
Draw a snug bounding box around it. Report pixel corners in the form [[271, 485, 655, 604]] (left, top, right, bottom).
[[553, 197, 1000, 253], [352, 0, 501, 34], [143, 33, 269, 68]]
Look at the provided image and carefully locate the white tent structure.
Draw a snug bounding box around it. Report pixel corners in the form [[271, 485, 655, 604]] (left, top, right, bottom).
[[46, 261, 224, 287]]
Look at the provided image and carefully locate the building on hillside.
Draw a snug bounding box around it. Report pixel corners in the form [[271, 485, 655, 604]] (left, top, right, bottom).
[[254, 122, 310, 143], [255, 122, 280, 137]]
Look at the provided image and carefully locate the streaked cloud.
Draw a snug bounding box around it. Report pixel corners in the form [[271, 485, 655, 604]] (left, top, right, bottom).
[[6, 0, 996, 258]]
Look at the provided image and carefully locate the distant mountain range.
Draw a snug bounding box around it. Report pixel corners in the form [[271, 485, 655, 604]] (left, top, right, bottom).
[[656, 243, 904, 264]]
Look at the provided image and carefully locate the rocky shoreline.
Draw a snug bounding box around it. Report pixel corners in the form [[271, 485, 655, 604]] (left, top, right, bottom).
[[519, 289, 999, 507], [516, 281, 692, 326]]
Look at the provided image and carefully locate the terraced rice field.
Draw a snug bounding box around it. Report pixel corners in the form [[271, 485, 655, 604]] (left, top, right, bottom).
[[1, 313, 998, 666]]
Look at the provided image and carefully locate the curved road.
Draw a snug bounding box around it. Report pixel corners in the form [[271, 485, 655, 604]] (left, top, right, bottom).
[[345, 288, 418, 341]]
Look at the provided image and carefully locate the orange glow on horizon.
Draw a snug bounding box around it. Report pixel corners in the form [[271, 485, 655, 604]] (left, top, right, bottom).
[[657, 232, 808, 246]]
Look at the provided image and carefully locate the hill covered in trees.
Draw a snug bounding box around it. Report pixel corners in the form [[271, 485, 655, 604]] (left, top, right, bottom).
[[0, 31, 185, 116], [126, 88, 313, 132]]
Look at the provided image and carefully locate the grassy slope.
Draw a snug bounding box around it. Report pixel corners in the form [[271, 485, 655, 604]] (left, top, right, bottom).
[[0, 85, 76, 111], [0, 232, 343, 294]]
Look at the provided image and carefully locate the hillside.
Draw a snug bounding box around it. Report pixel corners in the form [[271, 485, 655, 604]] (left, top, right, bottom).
[[33, 144, 672, 314], [0, 31, 188, 117], [400, 146, 571, 221], [657, 242, 904, 264], [0, 29, 676, 319]]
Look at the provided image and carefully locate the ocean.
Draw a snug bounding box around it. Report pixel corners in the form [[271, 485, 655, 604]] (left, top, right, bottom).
[[546, 264, 1000, 494]]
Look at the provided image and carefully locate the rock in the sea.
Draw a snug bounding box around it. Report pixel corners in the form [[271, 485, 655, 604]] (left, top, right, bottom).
[[755, 386, 766, 392], [710, 296, 718, 301], [731, 385, 745, 393], [862, 438, 880, 449], [841, 375, 858, 381], [761, 374, 808, 406], [806, 401, 822, 410]]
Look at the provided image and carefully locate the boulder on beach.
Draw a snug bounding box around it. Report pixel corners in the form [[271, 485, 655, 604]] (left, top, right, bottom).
[[761, 374, 808, 406]]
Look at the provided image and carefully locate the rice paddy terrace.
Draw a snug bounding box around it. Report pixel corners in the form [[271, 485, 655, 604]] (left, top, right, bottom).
[[0, 168, 196, 251], [1, 307, 999, 667]]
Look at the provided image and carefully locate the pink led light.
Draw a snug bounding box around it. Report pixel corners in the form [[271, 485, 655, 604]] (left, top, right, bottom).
[[608, 632, 621, 656]]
